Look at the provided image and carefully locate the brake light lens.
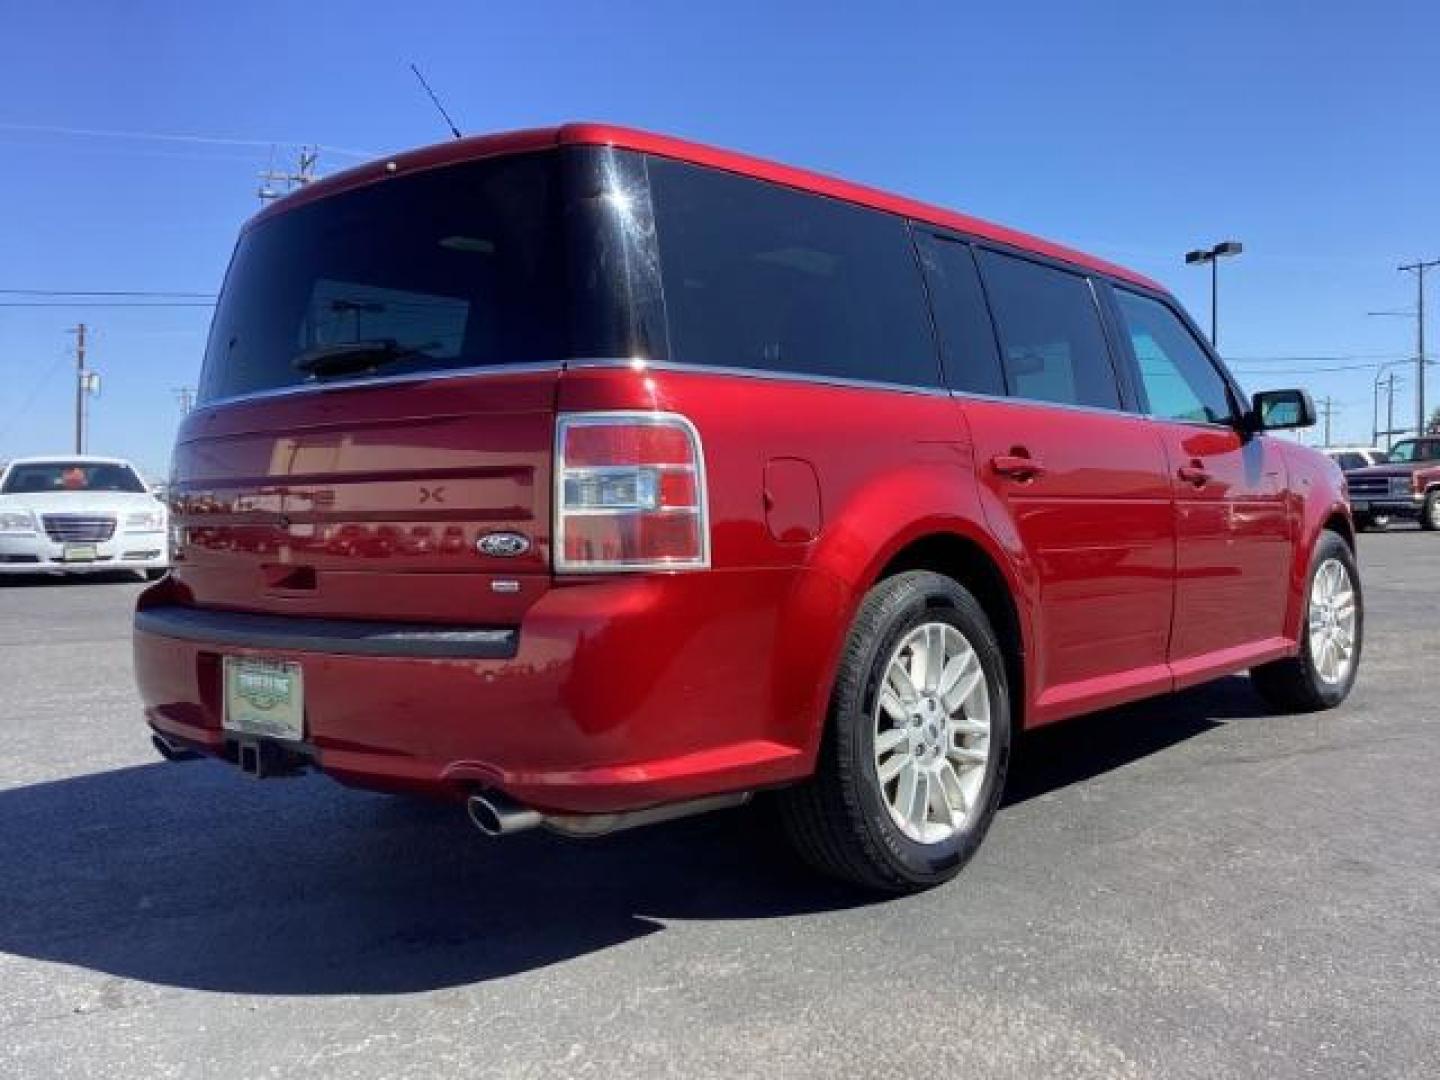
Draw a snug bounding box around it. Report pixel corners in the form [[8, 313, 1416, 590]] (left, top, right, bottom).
[[555, 412, 709, 572]]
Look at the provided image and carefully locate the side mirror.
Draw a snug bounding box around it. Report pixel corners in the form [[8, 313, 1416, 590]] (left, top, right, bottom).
[[1249, 388, 1316, 432]]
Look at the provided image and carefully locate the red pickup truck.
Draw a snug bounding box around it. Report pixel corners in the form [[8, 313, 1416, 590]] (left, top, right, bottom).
[[1344, 436, 1440, 530], [134, 124, 1360, 892]]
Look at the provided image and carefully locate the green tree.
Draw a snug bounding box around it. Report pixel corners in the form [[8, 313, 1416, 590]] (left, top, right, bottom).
[[1431, 405, 1440, 434]]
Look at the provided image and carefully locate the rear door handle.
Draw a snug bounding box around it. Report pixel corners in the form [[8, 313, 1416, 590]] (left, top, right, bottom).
[[1177, 463, 1211, 487], [991, 454, 1045, 480]]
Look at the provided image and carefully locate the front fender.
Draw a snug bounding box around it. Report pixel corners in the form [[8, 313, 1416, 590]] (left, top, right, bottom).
[[1279, 441, 1353, 642]]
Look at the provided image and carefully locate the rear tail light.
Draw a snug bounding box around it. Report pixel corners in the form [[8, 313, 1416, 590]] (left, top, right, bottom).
[[555, 412, 710, 572]]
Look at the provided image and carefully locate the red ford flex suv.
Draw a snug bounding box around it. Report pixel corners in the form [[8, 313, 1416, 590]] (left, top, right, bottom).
[[134, 124, 1360, 892]]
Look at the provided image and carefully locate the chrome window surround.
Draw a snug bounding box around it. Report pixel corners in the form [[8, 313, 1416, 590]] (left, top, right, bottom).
[[192, 360, 566, 410], [192, 354, 1168, 424]]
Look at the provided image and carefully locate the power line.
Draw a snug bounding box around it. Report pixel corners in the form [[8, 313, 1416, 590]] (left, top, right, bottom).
[[0, 351, 71, 444], [1225, 352, 1410, 363], [0, 288, 215, 298], [0, 121, 374, 160], [1231, 361, 1407, 375], [0, 301, 214, 308]]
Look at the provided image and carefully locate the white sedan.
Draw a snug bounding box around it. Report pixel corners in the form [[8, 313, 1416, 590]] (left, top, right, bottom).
[[0, 456, 169, 579]]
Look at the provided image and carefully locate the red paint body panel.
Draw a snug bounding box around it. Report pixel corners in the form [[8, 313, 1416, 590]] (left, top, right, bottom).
[[133, 126, 1353, 820], [134, 363, 1346, 811], [1156, 426, 1294, 661], [959, 398, 1175, 723]]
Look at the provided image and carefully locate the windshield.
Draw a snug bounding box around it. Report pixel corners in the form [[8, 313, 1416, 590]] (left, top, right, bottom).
[[2, 461, 147, 494], [1387, 439, 1440, 463], [198, 151, 566, 403]]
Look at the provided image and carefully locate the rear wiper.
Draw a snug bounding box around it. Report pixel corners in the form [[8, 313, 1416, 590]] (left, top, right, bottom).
[[291, 339, 434, 379]]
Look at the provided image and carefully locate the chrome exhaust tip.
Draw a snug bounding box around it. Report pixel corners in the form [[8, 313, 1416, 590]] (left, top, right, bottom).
[[467, 792, 544, 837]]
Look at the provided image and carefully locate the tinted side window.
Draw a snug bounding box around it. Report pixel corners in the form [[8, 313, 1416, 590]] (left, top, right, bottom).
[[1114, 289, 1233, 424], [975, 250, 1120, 410], [647, 157, 939, 387], [914, 233, 1006, 396]]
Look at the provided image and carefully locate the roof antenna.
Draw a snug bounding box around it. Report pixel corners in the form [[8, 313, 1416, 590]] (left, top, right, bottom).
[[409, 63, 463, 140]]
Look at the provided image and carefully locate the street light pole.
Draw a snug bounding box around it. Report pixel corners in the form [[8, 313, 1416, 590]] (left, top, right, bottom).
[[1185, 241, 1244, 348]]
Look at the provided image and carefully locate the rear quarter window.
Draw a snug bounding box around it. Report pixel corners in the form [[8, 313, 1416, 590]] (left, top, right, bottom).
[[647, 157, 939, 388], [975, 249, 1121, 410], [913, 233, 1006, 397]]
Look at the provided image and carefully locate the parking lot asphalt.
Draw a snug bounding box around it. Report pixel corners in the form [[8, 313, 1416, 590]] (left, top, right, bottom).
[[1, 532, 1437, 1080]]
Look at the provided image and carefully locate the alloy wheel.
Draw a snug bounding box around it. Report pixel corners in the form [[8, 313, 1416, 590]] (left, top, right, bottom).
[[873, 622, 992, 844], [1307, 558, 1357, 686]]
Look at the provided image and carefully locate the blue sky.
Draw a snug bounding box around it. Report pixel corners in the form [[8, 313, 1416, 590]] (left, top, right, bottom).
[[1, 0, 1437, 475]]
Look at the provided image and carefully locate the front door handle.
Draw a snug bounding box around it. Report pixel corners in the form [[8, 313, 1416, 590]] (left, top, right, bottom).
[[991, 453, 1045, 481], [1177, 462, 1211, 487]]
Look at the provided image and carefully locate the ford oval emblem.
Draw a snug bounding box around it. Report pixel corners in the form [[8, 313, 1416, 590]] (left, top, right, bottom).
[[477, 531, 531, 558]]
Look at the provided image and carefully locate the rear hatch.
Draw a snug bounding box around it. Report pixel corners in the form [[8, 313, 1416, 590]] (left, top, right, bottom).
[[172, 146, 567, 624]]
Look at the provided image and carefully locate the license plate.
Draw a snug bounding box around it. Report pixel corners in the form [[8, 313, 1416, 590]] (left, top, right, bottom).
[[62, 543, 98, 562], [223, 657, 304, 741]]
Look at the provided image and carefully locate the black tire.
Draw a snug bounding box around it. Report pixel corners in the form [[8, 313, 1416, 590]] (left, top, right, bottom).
[[1250, 530, 1362, 712], [778, 570, 1012, 893], [1421, 491, 1440, 532], [1355, 513, 1389, 532]]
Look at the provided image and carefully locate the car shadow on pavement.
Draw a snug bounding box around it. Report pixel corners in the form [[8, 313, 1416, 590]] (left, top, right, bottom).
[[0, 676, 1266, 996], [1004, 674, 1260, 806]]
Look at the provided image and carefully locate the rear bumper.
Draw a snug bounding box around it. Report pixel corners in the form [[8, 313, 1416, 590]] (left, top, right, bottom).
[[134, 570, 827, 813], [0, 533, 168, 574]]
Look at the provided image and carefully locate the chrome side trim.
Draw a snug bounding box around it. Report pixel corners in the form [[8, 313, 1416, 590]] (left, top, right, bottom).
[[563, 357, 954, 399], [944, 387, 1154, 423], [194, 361, 566, 411], [568, 358, 1152, 420], [193, 354, 1156, 422]]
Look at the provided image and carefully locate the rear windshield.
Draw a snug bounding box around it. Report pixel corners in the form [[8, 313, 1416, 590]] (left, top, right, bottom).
[[2, 462, 147, 494], [198, 152, 565, 402]]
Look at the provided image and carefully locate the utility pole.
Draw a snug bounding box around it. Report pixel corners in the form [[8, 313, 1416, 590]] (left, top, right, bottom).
[[70, 323, 87, 454], [68, 324, 102, 453], [1318, 395, 1337, 446], [258, 146, 319, 203], [1384, 372, 1400, 450], [1399, 258, 1438, 439], [173, 386, 196, 415]]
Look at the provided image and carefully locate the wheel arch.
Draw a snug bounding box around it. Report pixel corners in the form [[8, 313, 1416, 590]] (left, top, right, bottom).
[[1283, 497, 1356, 642], [1323, 509, 1355, 551], [869, 529, 1031, 732]]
